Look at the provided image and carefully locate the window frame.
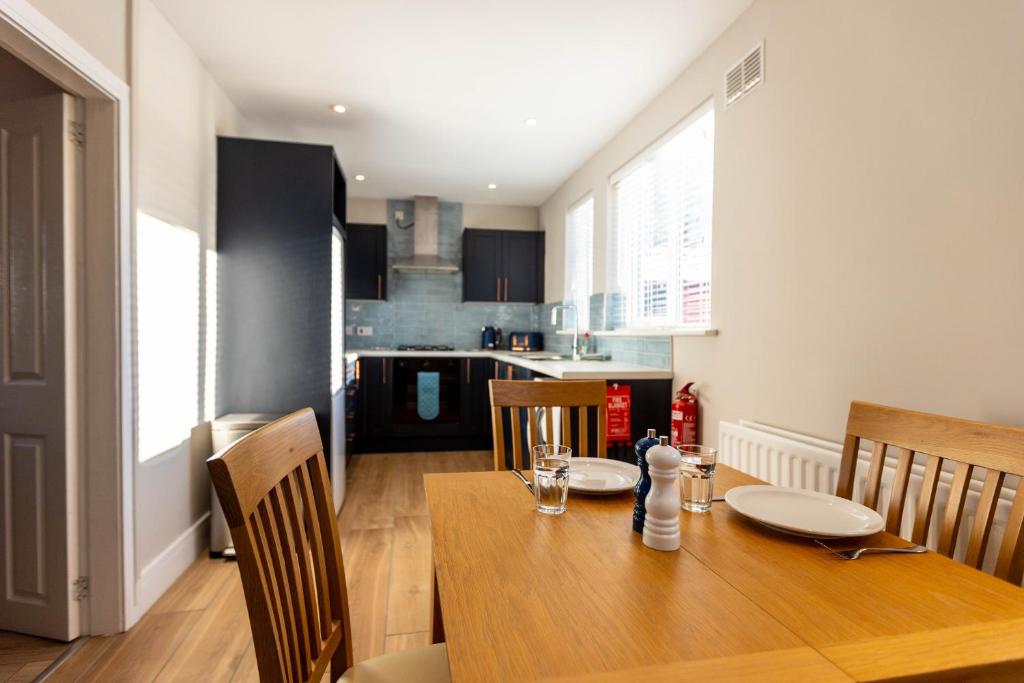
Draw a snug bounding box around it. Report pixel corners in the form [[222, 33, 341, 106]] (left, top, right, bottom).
[[607, 98, 715, 333], [563, 192, 594, 332]]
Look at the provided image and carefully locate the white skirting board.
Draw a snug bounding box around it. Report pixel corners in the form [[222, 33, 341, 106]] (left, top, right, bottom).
[[131, 512, 210, 622], [718, 420, 1019, 581]]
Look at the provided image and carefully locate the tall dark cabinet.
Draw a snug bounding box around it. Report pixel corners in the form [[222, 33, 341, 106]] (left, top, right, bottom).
[[216, 137, 346, 478], [462, 228, 544, 303], [345, 224, 387, 300]]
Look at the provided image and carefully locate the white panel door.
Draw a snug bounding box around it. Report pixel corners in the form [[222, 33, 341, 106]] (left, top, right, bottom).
[[0, 93, 79, 640]]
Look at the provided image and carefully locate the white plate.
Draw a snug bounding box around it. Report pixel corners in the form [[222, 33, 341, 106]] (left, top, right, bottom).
[[724, 485, 884, 538], [567, 457, 640, 495]]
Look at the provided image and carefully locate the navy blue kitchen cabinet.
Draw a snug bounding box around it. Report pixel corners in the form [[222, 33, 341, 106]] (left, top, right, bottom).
[[350, 355, 492, 453], [349, 354, 670, 458], [462, 229, 544, 303], [216, 136, 345, 459], [345, 224, 387, 300], [462, 229, 503, 302]]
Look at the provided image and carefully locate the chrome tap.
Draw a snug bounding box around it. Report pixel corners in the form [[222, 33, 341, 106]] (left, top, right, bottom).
[[550, 303, 581, 361]]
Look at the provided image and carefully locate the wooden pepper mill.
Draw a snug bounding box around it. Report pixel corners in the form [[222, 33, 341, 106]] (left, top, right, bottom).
[[642, 436, 681, 551]]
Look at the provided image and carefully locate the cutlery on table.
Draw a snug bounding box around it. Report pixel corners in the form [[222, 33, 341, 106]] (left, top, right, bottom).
[[511, 469, 534, 494], [815, 540, 927, 560]]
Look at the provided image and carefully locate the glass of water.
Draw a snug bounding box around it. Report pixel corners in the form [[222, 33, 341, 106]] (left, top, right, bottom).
[[532, 444, 572, 515], [678, 445, 717, 513]]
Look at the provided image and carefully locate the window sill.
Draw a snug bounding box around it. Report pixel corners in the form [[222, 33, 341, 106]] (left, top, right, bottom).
[[555, 328, 718, 337]]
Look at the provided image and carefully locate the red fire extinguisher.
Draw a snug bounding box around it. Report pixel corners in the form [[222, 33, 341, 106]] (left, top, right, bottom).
[[670, 382, 699, 447]]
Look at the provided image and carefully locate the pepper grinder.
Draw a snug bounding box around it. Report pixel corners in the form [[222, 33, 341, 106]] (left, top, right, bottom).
[[643, 436, 681, 552], [632, 428, 659, 533]]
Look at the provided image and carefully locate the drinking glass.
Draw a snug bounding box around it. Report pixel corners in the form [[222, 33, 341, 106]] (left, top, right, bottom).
[[532, 444, 572, 515], [678, 445, 717, 513]]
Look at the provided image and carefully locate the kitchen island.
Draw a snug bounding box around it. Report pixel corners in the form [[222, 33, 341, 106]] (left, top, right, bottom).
[[344, 349, 673, 455]]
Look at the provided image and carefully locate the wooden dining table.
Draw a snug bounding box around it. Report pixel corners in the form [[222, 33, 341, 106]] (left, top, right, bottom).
[[424, 464, 1024, 682]]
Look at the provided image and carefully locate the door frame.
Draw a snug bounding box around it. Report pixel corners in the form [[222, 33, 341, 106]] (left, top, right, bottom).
[[0, 0, 131, 635]]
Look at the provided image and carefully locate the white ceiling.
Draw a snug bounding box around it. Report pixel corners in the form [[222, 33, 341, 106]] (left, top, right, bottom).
[[153, 0, 750, 206]]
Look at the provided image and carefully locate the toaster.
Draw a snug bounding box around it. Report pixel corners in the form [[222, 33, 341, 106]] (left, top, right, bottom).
[[508, 332, 543, 352]]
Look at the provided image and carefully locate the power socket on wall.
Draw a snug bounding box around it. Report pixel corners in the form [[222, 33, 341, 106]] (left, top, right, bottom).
[[356, 326, 373, 336]]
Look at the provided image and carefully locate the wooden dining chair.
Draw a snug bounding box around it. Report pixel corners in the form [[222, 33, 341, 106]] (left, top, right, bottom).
[[836, 400, 1024, 584], [488, 379, 607, 470], [207, 408, 450, 682]]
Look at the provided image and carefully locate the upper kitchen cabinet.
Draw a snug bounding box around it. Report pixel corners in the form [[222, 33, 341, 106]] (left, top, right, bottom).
[[462, 228, 502, 302], [346, 223, 388, 300], [502, 231, 544, 303], [462, 228, 544, 303]]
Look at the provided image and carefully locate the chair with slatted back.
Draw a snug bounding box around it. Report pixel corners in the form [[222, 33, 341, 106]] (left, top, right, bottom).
[[488, 379, 607, 470], [836, 400, 1024, 584], [207, 408, 450, 683]]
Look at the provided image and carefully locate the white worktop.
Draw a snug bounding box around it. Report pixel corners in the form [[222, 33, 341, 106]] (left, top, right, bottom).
[[345, 349, 673, 380]]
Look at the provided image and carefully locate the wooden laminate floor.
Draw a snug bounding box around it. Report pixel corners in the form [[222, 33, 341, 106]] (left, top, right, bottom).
[[33, 450, 490, 682], [0, 631, 69, 682]]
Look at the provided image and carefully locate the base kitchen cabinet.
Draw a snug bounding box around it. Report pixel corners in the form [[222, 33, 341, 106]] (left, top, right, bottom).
[[348, 354, 671, 458], [350, 355, 493, 453]]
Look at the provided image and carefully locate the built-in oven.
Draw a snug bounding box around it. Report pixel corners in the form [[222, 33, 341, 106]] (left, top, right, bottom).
[[390, 357, 464, 435]]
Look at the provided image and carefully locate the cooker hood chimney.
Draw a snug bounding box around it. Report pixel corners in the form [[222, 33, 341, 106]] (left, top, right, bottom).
[[391, 196, 460, 273]]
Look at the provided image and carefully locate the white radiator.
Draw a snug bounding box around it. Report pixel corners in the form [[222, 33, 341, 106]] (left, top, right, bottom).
[[719, 420, 1019, 579]]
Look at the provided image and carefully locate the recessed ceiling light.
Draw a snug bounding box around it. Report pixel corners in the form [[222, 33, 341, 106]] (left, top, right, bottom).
[[331, 104, 347, 114], [355, 174, 366, 181], [524, 118, 538, 126], [488, 183, 497, 190]]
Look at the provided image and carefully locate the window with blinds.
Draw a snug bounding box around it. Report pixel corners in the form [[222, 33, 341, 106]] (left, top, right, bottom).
[[563, 194, 594, 331], [609, 102, 714, 329]]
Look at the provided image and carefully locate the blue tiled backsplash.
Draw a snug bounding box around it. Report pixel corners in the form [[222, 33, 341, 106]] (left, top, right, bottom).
[[345, 200, 671, 370], [537, 294, 672, 369]]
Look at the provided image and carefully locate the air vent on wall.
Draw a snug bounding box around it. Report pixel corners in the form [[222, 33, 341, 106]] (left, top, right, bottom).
[[725, 42, 763, 107]]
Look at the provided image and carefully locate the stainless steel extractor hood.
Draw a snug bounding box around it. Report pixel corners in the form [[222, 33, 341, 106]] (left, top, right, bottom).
[[392, 195, 460, 273]]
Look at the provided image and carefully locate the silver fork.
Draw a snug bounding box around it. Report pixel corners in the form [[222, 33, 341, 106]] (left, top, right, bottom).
[[815, 539, 928, 560], [510, 469, 535, 494]]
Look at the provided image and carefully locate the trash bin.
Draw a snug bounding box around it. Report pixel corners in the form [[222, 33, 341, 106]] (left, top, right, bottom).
[[209, 413, 284, 558]]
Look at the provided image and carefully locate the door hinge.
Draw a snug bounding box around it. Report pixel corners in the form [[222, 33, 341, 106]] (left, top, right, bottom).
[[72, 576, 89, 600], [68, 121, 85, 147]]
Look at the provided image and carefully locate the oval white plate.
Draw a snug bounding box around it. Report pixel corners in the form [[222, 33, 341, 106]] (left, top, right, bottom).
[[724, 485, 884, 538], [567, 457, 639, 495]]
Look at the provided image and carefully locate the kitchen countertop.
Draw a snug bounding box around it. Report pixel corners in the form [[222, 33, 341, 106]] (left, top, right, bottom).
[[345, 349, 673, 380]]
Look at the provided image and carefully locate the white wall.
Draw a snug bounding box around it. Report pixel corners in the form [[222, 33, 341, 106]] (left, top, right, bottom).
[[540, 0, 1024, 443], [25, 0, 129, 81], [348, 196, 539, 230], [129, 0, 248, 620]]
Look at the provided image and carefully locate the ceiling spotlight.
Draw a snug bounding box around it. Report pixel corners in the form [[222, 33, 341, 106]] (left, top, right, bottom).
[[488, 183, 497, 190], [355, 174, 366, 181], [524, 118, 538, 126], [331, 104, 347, 113]]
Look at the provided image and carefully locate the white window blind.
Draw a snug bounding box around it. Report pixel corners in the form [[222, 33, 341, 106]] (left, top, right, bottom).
[[563, 195, 594, 331], [610, 102, 714, 329]]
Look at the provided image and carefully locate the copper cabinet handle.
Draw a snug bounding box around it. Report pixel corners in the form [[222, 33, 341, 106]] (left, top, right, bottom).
[[377, 274, 383, 299], [504, 276, 509, 301], [466, 358, 471, 384], [496, 277, 500, 301], [382, 358, 387, 384], [494, 361, 498, 378]]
